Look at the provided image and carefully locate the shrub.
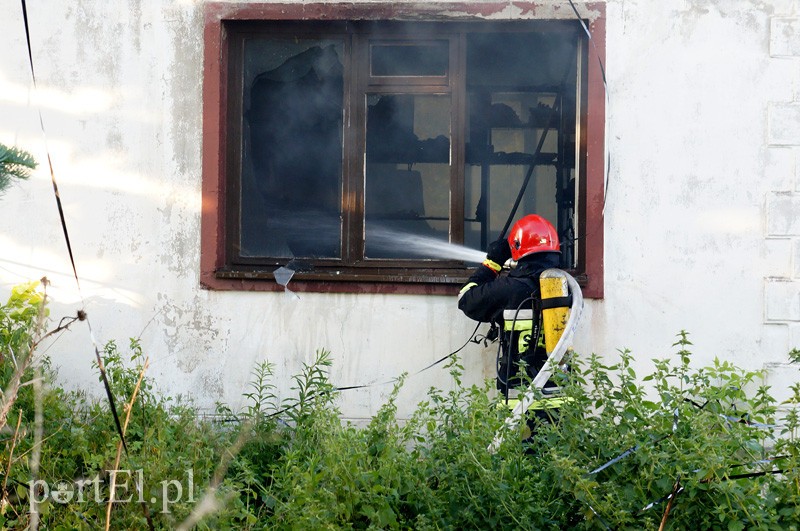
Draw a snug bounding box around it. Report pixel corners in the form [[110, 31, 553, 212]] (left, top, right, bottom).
[[236, 334, 800, 529], [530, 333, 797, 529]]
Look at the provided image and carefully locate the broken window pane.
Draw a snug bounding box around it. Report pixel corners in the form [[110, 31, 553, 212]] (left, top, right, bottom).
[[242, 39, 345, 258], [364, 94, 451, 259]]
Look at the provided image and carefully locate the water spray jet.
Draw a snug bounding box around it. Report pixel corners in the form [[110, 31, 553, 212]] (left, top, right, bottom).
[[365, 226, 485, 263]]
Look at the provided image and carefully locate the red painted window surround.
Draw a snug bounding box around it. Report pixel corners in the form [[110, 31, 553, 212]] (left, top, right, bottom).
[[200, 2, 605, 298]]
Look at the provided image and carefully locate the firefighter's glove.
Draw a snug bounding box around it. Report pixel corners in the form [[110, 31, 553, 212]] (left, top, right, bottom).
[[485, 238, 511, 272]]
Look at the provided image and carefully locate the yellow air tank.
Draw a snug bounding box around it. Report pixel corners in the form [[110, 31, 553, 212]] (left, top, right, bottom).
[[539, 269, 571, 354]]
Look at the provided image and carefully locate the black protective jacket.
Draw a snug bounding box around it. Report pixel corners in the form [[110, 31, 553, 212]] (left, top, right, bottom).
[[458, 252, 560, 322], [458, 252, 560, 395]]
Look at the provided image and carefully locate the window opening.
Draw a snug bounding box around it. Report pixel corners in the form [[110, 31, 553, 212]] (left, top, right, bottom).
[[210, 18, 598, 291]]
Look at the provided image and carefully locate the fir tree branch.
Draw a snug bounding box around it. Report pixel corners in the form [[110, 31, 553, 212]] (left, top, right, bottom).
[[0, 143, 37, 194]]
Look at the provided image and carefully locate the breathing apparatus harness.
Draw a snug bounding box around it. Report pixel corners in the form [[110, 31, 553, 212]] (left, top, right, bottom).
[[492, 265, 576, 402], [495, 284, 542, 403]]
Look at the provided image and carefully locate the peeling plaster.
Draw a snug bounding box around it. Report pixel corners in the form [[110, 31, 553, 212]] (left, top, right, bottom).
[[431, 2, 603, 22], [198, 368, 225, 400], [667, 0, 771, 39], [95, 201, 142, 258], [154, 292, 228, 373]]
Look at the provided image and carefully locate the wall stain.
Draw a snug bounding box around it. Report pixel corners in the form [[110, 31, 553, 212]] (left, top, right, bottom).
[[74, 0, 122, 85], [129, 0, 143, 53], [164, 3, 203, 179], [159, 198, 200, 277]]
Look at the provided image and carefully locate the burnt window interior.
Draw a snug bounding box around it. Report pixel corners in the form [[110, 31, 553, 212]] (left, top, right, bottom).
[[226, 21, 585, 284], [465, 31, 579, 268]]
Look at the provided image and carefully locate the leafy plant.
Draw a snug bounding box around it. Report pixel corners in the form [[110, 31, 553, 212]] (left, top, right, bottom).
[[0, 285, 237, 529], [0, 280, 54, 439]]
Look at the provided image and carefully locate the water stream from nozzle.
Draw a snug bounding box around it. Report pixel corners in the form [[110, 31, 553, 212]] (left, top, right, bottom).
[[366, 227, 486, 263]]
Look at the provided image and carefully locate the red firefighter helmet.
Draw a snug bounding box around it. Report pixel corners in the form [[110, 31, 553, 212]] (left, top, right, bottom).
[[507, 214, 560, 261]]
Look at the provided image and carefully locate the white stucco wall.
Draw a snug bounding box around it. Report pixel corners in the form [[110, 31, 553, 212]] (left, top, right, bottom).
[[1, 0, 799, 420]]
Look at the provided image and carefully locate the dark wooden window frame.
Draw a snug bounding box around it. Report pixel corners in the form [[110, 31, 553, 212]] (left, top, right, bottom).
[[201, 2, 605, 298]]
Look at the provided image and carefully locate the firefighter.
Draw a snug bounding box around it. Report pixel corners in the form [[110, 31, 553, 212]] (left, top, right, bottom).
[[458, 214, 561, 405]]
